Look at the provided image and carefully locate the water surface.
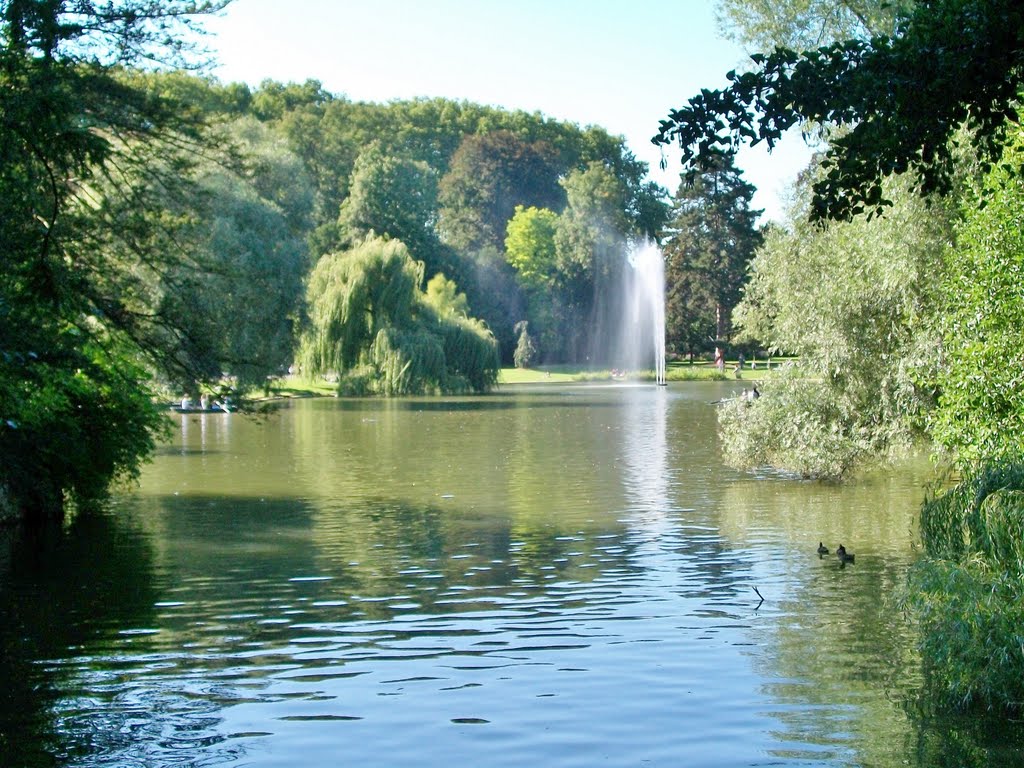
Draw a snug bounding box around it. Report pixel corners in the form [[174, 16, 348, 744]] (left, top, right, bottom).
[[2, 383, 1022, 767]]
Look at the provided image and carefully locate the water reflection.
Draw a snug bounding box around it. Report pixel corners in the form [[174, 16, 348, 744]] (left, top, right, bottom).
[[2, 388, 1024, 766], [0, 513, 161, 767]]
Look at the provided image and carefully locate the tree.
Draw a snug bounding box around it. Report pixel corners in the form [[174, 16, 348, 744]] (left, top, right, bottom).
[[716, 0, 911, 52], [299, 237, 498, 395], [423, 273, 469, 319], [438, 130, 563, 252], [553, 163, 631, 364], [339, 141, 446, 276], [718, 171, 950, 478], [661, 152, 762, 360], [504, 205, 559, 291], [931, 124, 1024, 464], [159, 149, 307, 391], [513, 320, 538, 369], [0, 0, 229, 521], [655, 0, 1024, 222]]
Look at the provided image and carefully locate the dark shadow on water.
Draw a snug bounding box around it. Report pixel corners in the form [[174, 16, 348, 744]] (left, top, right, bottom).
[[0, 511, 160, 767]]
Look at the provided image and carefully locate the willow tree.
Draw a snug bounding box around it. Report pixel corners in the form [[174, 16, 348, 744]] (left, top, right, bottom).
[[300, 237, 498, 395], [717, 171, 949, 479]]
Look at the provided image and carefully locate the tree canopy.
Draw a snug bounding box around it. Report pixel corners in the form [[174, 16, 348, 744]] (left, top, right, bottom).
[[655, 0, 1024, 222], [662, 151, 762, 358], [1, 0, 230, 520], [299, 237, 498, 395]]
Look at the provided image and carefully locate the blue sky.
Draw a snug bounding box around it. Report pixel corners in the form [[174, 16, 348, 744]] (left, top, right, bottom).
[[204, 0, 811, 221]]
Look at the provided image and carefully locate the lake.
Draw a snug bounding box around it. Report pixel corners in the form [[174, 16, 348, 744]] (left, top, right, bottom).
[[2, 382, 1023, 767]]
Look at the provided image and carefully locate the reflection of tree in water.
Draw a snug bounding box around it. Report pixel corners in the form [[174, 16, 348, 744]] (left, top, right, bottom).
[[716, 461, 1024, 767], [0, 512, 160, 767]]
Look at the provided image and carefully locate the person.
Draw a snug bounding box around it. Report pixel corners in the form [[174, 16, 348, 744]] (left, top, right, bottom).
[[714, 348, 725, 372], [738, 353, 745, 369], [200, 393, 211, 410], [180, 394, 193, 410]]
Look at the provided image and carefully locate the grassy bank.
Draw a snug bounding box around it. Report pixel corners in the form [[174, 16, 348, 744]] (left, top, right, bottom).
[[498, 359, 785, 385], [243, 360, 785, 397]]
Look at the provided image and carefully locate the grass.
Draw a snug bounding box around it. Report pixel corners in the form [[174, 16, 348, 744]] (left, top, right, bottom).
[[499, 359, 786, 385], [235, 358, 789, 397]]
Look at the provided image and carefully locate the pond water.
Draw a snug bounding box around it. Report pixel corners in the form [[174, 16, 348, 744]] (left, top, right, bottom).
[[2, 382, 1024, 767]]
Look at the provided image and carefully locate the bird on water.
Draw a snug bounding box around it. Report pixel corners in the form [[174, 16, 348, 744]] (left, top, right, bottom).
[[817, 542, 829, 556], [836, 544, 855, 564]]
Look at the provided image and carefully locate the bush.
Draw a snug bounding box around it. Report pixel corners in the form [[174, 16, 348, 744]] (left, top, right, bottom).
[[718, 364, 886, 480], [903, 464, 1024, 713]]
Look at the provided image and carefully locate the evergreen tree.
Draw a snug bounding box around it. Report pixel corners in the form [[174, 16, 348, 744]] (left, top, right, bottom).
[[661, 152, 762, 360]]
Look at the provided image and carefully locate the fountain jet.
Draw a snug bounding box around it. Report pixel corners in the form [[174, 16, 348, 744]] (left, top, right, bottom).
[[622, 241, 666, 386]]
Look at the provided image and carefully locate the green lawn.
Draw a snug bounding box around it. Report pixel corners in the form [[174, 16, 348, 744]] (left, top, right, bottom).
[[499, 359, 786, 385], [247, 359, 787, 396]]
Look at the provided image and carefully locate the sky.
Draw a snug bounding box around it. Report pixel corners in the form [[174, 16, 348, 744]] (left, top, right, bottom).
[[203, 0, 812, 222]]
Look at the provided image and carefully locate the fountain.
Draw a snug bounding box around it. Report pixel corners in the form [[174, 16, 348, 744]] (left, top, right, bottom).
[[621, 240, 667, 386]]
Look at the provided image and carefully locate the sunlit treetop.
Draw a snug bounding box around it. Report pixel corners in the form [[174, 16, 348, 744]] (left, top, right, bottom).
[[654, 0, 1024, 222]]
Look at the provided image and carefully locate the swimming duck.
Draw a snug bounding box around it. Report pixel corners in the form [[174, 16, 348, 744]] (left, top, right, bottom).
[[836, 544, 855, 564], [817, 542, 829, 556]]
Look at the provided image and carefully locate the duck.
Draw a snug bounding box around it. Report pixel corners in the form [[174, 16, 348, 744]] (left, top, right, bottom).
[[816, 542, 829, 556], [836, 544, 855, 564]]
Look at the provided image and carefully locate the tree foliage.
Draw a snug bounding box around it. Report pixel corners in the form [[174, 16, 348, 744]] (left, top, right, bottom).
[[338, 141, 447, 275], [719, 172, 950, 478], [931, 124, 1024, 464], [299, 237, 498, 395], [904, 464, 1024, 714], [716, 0, 911, 52], [504, 205, 559, 291], [662, 152, 762, 357], [656, 0, 1024, 222], [0, 0, 228, 520], [438, 130, 562, 252]]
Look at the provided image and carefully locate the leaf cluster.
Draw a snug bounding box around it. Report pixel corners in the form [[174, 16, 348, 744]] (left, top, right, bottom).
[[655, 0, 1024, 222]]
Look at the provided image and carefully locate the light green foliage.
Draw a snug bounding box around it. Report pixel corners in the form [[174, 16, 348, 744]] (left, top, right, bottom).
[[716, 0, 912, 52], [513, 321, 538, 369], [300, 237, 498, 394], [302, 237, 422, 374], [504, 206, 559, 290], [720, 173, 949, 478], [718, 366, 871, 479], [423, 273, 469, 318], [932, 127, 1024, 464]]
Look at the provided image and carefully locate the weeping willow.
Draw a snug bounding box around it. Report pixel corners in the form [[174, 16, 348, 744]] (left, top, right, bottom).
[[300, 236, 499, 395]]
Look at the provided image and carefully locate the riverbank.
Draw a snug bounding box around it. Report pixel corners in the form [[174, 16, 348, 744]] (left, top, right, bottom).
[[499, 359, 785, 385], [247, 359, 786, 397]]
